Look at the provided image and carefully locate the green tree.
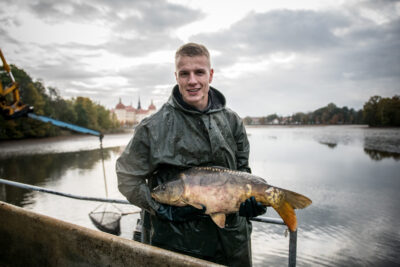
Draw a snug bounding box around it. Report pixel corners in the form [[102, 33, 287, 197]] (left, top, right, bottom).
[[1, 65, 120, 139], [243, 116, 253, 125], [363, 96, 381, 126], [363, 95, 400, 126]]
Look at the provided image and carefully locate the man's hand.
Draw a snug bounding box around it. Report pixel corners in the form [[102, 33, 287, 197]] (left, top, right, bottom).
[[239, 196, 267, 218], [156, 204, 206, 222]]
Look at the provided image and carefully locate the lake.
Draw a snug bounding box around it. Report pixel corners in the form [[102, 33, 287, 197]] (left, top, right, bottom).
[[0, 125, 399, 266]]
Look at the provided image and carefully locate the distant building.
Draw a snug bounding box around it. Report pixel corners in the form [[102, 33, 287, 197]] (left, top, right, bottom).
[[111, 98, 156, 125]]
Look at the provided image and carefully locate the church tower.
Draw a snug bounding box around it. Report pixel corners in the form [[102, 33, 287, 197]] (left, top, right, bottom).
[[137, 96, 142, 110]]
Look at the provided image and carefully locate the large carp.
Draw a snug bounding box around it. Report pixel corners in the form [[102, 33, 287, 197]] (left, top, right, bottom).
[[151, 166, 312, 232]]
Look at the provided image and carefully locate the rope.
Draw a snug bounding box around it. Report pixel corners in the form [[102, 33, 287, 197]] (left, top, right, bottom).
[[99, 137, 109, 198]]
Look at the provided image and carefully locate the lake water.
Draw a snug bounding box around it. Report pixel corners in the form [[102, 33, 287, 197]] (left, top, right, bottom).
[[0, 125, 399, 266]]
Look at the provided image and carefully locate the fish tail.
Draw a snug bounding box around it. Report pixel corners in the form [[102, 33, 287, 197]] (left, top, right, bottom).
[[274, 200, 297, 232], [282, 189, 312, 210], [266, 187, 312, 232]]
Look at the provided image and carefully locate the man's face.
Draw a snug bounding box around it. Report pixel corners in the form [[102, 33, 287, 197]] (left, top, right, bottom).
[[175, 55, 214, 111]]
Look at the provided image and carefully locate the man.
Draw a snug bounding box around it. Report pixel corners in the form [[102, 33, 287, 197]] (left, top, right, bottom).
[[116, 43, 266, 266]]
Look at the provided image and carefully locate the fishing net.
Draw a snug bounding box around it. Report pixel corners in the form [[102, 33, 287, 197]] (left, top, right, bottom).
[[88, 139, 123, 235], [89, 203, 122, 235], [88, 137, 140, 236]]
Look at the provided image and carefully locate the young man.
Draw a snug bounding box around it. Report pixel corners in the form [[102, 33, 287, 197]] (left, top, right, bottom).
[[116, 43, 265, 266]]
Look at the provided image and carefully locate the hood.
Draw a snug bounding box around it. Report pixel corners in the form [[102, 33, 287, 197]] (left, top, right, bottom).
[[168, 85, 226, 114]]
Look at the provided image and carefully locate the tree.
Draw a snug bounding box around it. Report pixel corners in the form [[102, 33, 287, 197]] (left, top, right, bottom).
[[1, 65, 120, 139], [243, 117, 253, 125], [363, 95, 400, 127], [363, 96, 381, 126]]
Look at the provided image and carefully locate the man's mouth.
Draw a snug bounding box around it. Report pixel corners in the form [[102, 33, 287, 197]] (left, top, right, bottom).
[[187, 88, 200, 95]]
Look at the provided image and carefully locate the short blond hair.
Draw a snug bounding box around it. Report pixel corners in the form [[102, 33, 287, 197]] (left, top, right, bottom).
[[175, 43, 211, 67]]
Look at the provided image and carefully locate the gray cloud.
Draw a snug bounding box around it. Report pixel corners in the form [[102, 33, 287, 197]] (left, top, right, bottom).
[[27, 0, 203, 34], [0, 28, 20, 45], [187, 1, 400, 116], [24, 0, 203, 57], [192, 2, 399, 80], [105, 33, 182, 57], [103, 0, 203, 56], [1, 0, 399, 116], [119, 63, 174, 88], [113, 1, 202, 33], [28, 0, 101, 23], [192, 10, 349, 61]]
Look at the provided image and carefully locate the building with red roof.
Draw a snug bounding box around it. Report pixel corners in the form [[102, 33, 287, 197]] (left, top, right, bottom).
[[112, 98, 157, 125]]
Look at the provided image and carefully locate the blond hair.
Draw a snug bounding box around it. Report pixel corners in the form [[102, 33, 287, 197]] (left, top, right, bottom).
[[175, 43, 211, 67]]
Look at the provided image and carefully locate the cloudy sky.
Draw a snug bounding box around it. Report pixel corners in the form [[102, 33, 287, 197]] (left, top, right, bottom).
[[1, 0, 399, 117]]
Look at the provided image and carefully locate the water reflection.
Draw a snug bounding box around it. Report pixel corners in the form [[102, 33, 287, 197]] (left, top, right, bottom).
[[246, 126, 400, 267], [364, 148, 400, 161], [0, 147, 119, 206], [318, 141, 337, 149], [363, 131, 400, 155]]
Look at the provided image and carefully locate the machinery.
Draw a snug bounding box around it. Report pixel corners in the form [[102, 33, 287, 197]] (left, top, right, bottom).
[[0, 48, 33, 119], [0, 48, 102, 138]]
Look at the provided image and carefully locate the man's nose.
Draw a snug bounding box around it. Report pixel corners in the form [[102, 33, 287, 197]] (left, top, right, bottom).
[[188, 72, 197, 84]]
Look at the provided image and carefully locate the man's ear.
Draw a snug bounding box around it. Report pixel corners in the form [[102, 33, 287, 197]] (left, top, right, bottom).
[[175, 71, 178, 82], [209, 68, 214, 83]]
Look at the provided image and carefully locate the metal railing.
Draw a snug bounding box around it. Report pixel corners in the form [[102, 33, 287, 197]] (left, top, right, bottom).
[[251, 216, 297, 267], [0, 178, 129, 204], [0, 178, 297, 266]]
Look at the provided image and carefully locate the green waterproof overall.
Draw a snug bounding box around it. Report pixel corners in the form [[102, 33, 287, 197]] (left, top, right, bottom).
[[116, 85, 253, 266]]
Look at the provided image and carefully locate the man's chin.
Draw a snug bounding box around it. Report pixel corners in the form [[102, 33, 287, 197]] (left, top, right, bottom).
[[183, 96, 201, 104], [183, 97, 207, 110]]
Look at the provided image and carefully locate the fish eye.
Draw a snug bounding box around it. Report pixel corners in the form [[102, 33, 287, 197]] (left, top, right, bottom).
[[161, 185, 166, 191]]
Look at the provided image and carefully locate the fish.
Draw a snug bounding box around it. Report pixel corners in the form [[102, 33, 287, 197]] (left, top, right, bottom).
[[151, 166, 312, 232]]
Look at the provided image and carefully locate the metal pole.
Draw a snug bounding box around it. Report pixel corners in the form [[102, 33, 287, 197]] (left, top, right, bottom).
[[250, 216, 285, 226], [27, 113, 103, 137], [289, 230, 297, 267], [0, 178, 130, 204], [251, 216, 297, 267]]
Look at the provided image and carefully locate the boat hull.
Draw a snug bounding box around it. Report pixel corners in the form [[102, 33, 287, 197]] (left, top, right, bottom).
[[0, 201, 221, 267]]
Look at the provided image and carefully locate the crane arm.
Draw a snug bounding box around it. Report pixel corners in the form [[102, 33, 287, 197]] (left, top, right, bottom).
[[0, 48, 33, 118], [0, 49, 103, 139]]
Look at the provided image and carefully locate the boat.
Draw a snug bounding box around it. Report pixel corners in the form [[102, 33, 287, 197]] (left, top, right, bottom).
[[0, 201, 221, 267]]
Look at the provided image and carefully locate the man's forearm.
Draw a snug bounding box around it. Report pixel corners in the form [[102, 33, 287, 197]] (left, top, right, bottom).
[[117, 172, 159, 213]]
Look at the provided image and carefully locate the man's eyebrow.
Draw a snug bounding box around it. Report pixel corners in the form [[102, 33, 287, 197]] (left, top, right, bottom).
[[177, 66, 208, 73]]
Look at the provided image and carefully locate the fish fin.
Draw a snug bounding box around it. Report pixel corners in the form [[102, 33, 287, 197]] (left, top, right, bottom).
[[245, 184, 252, 198], [189, 203, 205, 210], [210, 213, 226, 228], [273, 200, 298, 232], [282, 189, 312, 209], [266, 187, 312, 232]]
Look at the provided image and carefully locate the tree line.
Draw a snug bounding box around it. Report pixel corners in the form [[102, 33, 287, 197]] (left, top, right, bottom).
[[244, 95, 400, 127], [1, 65, 120, 139]]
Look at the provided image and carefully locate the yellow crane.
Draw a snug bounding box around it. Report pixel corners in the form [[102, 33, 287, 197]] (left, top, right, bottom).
[[0, 48, 102, 137], [0, 48, 33, 118]]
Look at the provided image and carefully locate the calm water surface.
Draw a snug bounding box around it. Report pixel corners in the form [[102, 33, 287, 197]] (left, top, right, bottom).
[[1, 126, 399, 266]]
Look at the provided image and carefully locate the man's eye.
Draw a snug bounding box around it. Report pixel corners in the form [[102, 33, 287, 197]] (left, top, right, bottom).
[[196, 70, 205, 75], [179, 72, 189, 77]]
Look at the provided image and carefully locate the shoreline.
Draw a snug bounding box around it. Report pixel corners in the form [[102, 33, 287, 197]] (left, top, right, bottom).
[[0, 130, 134, 158], [0, 129, 134, 144]]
